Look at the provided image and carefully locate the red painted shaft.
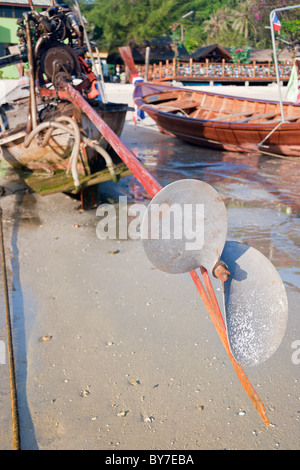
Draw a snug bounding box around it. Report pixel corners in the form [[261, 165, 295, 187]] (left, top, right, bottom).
[[63, 81, 270, 427], [63, 82, 162, 198]]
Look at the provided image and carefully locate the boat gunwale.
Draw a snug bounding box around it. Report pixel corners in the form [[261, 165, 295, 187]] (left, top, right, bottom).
[[133, 81, 300, 128], [134, 97, 300, 130], [134, 81, 298, 105], [133, 82, 300, 131]]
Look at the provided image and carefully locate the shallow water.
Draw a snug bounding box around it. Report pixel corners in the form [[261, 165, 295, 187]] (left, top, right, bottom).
[[114, 132, 300, 293]]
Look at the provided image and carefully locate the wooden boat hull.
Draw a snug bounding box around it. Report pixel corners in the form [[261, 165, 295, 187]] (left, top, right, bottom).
[[0, 98, 130, 193], [133, 82, 300, 158], [0, 99, 127, 169]]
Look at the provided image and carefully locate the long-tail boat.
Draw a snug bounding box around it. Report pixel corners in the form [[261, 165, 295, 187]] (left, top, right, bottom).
[[119, 46, 300, 158], [0, 7, 290, 433], [0, 4, 131, 196]]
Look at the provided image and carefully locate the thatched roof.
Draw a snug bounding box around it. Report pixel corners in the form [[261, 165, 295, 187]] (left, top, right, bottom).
[[127, 40, 293, 65], [250, 48, 293, 62], [191, 44, 232, 62], [278, 48, 293, 61]]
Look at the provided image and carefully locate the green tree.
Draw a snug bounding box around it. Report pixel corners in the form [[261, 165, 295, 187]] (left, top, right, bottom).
[[81, 0, 193, 53], [202, 7, 231, 42], [78, 0, 300, 56], [231, 0, 256, 40]]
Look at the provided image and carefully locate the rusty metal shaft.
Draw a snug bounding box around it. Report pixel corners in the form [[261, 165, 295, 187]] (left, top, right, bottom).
[[62, 81, 270, 427], [62, 81, 162, 198]]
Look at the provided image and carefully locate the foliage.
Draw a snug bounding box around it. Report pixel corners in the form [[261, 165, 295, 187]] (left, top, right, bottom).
[[78, 0, 300, 56], [280, 19, 300, 44], [230, 45, 251, 63]]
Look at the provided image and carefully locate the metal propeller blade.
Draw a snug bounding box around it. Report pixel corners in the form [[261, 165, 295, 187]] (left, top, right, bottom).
[[220, 241, 288, 367], [140, 179, 228, 274], [64, 81, 285, 425], [141, 179, 288, 368]]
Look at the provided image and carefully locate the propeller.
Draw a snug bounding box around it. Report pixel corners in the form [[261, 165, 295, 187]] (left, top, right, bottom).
[[141, 179, 288, 368], [63, 81, 286, 426], [221, 240, 288, 367], [141, 179, 228, 274]]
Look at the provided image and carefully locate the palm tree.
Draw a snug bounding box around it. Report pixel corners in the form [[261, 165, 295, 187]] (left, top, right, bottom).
[[232, 0, 256, 40], [203, 7, 231, 41]]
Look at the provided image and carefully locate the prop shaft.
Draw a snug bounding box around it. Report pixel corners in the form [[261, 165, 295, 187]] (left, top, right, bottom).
[[62, 81, 270, 427], [62, 82, 162, 197], [197, 268, 270, 427]]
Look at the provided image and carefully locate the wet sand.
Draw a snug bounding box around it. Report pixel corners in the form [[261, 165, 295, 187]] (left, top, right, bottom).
[[0, 82, 299, 450]]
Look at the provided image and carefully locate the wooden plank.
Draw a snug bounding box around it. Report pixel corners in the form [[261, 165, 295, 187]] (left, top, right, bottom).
[[0, 131, 26, 146], [146, 91, 180, 103], [191, 106, 235, 118], [155, 99, 197, 112], [282, 114, 300, 121], [210, 111, 254, 122], [236, 112, 278, 123], [268, 115, 300, 123]]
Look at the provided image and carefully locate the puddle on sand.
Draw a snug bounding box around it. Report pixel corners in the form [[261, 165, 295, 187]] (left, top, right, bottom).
[[0, 188, 39, 449], [104, 139, 300, 292]]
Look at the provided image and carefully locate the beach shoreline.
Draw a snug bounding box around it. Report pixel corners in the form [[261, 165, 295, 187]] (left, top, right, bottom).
[[0, 81, 299, 450]]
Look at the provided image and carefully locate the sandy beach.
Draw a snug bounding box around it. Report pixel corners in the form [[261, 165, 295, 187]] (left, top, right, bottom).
[[0, 82, 299, 451]]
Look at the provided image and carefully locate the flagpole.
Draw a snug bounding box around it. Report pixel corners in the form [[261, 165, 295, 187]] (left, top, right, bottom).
[[270, 10, 285, 122], [270, 5, 300, 122]]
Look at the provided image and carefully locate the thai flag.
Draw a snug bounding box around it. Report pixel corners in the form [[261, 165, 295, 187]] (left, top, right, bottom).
[[272, 12, 281, 32]]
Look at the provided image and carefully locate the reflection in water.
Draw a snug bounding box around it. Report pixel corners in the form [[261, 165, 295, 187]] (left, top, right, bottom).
[[117, 138, 300, 292]]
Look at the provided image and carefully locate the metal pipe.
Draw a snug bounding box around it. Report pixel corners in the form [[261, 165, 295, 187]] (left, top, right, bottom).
[[269, 5, 300, 123], [25, 14, 38, 131], [95, 46, 108, 102], [28, 0, 34, 11], [73, 0, 107, 103], [270, 10, 285, 123], [144, 46, 150, 81]]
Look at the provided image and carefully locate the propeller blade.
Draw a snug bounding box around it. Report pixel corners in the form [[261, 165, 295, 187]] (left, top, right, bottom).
[[141, 179, 228, 274], [221, 241, 288, 367]]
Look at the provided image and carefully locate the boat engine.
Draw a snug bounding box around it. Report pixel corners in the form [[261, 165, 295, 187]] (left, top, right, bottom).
[[16, 4, 98, 95], [39, 43, 81, 88]]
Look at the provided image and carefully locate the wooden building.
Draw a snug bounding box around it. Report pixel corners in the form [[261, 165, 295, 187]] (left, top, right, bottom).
[[190, 43, 232, 63], [0, 0, 51, 77], [131, 36, 190, 63]]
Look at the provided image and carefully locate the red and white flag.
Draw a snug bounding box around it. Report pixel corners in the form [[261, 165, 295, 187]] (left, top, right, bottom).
[[272, 12, 281, 32]]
